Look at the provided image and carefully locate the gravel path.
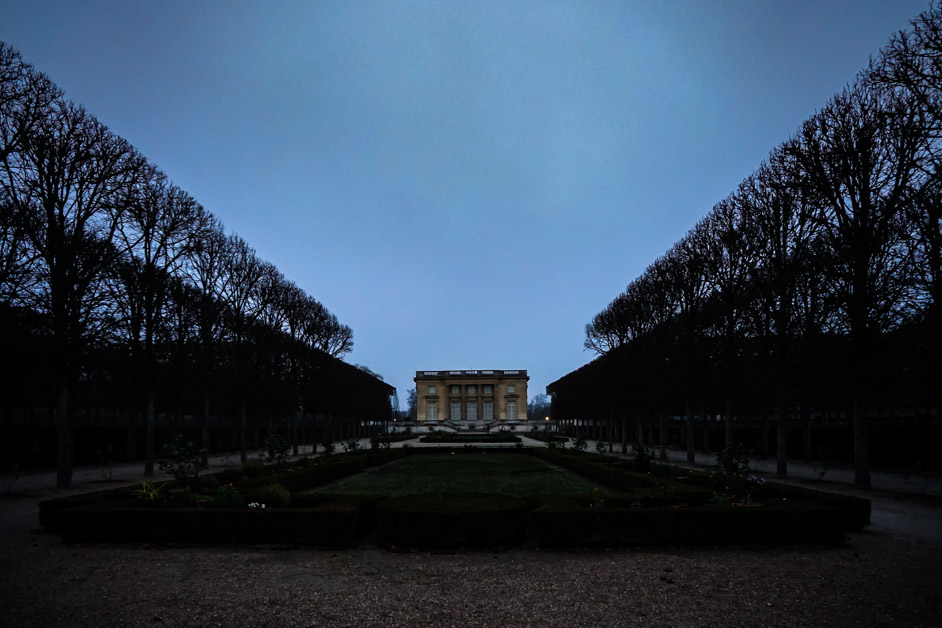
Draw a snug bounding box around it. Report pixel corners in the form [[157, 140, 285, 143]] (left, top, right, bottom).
[[1, 451, 940, 627]]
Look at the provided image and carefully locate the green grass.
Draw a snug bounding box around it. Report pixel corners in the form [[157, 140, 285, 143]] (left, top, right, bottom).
[[301, 453, 618, 499]]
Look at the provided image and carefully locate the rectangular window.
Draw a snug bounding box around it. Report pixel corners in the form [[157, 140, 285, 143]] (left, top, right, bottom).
[[451, 385, 460, 394], [507, 385, 516, 394], [483, 385, 493, 394], [467, 401, 477, 421], [483, 400, 493, 421], [451, 401, 461, 421], [428, 385, 436, 395], [467, 385, 476, 395], [507, 401, 517, 420], [426, 401, 437, 421]]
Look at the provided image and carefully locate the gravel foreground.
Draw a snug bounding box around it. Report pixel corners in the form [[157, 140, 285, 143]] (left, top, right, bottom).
[[2, 529, 941, 628]]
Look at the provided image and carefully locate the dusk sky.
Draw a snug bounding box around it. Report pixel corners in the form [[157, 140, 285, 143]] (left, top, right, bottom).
[[0, 0, 930, 408]]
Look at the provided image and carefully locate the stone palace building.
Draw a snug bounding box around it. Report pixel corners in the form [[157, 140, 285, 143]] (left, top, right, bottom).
[[414, 369, 529, 430]]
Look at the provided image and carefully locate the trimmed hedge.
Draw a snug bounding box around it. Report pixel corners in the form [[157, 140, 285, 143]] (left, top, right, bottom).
[[528, 499, 846, 547], [57, 494, 380, 546], [419, 433, 522, 444], [522, 431, 568, 443], [377, 493, 529, 548]]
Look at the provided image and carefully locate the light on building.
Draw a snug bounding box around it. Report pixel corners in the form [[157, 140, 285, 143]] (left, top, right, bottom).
[[545, 416, 549, 421]]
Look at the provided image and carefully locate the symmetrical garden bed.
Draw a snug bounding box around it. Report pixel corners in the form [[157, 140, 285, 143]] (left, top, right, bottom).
[[39, 447, 869, 548]]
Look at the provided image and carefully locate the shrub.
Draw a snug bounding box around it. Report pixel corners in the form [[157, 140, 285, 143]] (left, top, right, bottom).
[[342, 439, 361, 453], [210, 484, 244, 508], [572, 437, 587, 452], [260, 483, 291, 508], [321, 441, 336, 456], [242, 460, 267, 479], [264, 434, 290, 464], [158, 434, 205, 482], [631, 442, 653, 472], [715, 443, 750, 478], [130, 481, 167, 504]]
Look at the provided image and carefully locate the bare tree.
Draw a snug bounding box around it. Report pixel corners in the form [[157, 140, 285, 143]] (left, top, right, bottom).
[[220, 235, 265, 463], [113, 170, 205, 475], [792, 83, 929, 488], [182, 213, 230, 464], [0, 95, 145, 487]]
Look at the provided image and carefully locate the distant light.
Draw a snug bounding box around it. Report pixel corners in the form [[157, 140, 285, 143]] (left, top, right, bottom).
[[545, 416, 549, 421]]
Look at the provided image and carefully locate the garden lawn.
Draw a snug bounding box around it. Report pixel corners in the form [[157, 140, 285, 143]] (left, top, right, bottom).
[[301, 453, 618, 499]]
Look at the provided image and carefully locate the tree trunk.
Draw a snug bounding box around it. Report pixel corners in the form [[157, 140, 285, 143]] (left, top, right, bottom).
[[201, 390, 211, 468], [239, 401, 248, 463], [686, 401, 695, 465], [853, 387, 871, 489], [621, 416, 629, 453], [802, 405, 812, 462], [761, 413, 770, 458], [55, 373, 73, 489], [124, 406, 135, 462], [776, 401, 788, 477], [144, 386, 156, 477], [703, 411, 710, 454], [659, 415, 668, 461], [724, 398, 733, 447]]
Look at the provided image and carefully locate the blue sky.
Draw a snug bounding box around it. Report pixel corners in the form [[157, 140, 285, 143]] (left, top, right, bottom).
[[0, 0, 930, 407]]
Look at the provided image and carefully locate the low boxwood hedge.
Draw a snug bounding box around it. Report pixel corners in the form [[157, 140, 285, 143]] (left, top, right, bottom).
[[377, 493, 529, 548], [527, 499, 846, 546], [57, 495, 378, 546], [419, 433, 522, 444]]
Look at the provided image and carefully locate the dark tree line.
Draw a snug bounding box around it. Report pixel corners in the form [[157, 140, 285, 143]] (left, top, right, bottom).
[[0, 43, 380, 488], [562, 5, 942, 489]]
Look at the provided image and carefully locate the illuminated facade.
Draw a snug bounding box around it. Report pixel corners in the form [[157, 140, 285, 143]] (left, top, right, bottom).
[[414, 369, 528, 428]]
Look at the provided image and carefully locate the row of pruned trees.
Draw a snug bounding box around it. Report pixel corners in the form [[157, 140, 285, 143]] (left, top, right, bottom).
[[577, 5, 941, 488], [0, 42, 364, 487]]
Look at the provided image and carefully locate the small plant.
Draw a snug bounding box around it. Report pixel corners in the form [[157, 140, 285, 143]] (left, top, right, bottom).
[[321, 441, 335, 456], [595, 440, 608, 454], [247, 502, 266, 509], [210, 484, 244, 508], [744, 474, 767, 504], [264, 434, 290, 464], [131, 481, 167, 503], [242, 460, 266, 479], [167, 486, 200, 507], [96, 445, 114, 481], [1, 463, 20, 495], [813, 444, 832, 480], [588, 487, 605, 510], [708, 491, 731, 508], [631, 442, 653, 471], [260, 482, 290, 508], [342, 439, 361, 453], [158, 434, 205, 482], [370, 434, 392, 450], [572, 436, 587, 452], [715, 443, 751, 479]]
